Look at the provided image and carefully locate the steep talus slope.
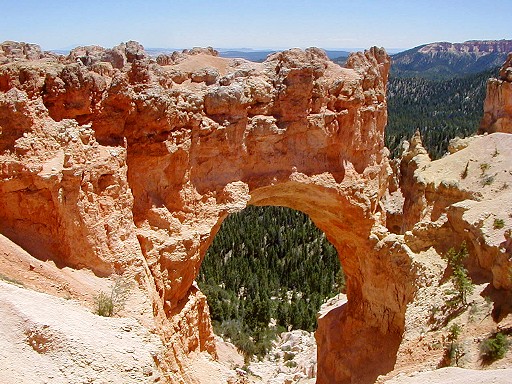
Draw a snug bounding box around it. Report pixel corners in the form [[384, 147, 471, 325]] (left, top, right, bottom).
[[0, 280, 164, 383]]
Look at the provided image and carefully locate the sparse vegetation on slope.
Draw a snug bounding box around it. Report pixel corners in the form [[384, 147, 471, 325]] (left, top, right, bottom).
[[443, 243, 474, 307], [440, 323, 465, 367], [494, 218, 505, 229], [480, 332, 509, 363], [94, 275, 132, 317]]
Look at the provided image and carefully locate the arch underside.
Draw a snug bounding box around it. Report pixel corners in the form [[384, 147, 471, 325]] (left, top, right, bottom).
[[131, 155, 415, 383]]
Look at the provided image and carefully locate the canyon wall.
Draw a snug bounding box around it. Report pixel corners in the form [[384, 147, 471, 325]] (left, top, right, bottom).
[[1, 41, 511, 383], [480, 52, 512, 133], [0, 41, 418, 383]]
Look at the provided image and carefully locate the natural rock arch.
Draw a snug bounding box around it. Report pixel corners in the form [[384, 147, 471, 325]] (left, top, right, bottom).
[[0, 42, 417, 383], [200, 180, 414, 383], [119, 47, 416, 383]]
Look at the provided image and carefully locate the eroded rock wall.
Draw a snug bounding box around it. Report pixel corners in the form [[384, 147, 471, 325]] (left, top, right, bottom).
[[0, 40, 414, 383], [399, 133, 512, 290], [380, 133, 512, 379], [0, 92, 139, 277], [480, 52, 512, 134], [2, 39, 512, 384]]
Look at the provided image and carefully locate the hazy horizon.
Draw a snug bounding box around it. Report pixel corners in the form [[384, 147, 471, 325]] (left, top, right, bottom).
[[2, 1, 510, 53], [49, 45, 407, 55]]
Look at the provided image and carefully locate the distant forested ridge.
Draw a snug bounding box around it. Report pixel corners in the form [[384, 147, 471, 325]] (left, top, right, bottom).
[[385, 67, 498, 159], [198, 206, 343, 359], [391, 40, 511, 80]]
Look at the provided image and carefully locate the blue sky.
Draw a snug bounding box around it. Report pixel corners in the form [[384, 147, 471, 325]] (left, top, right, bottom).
[[1, 0, 510, 51]]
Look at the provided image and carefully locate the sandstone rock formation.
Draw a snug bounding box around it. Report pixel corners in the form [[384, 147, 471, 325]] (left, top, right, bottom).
[[0, 41, 47, 63], [67, 40, 146, 69], [0, 40, 408, 383], [480, 52, 512, 133], [402, 133, 512, 290], [0, 40, 511, 384], [380, 133, 512, 380]]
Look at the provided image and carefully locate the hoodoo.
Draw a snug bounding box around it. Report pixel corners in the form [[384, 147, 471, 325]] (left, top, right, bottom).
[[480, 52, 512, 133]]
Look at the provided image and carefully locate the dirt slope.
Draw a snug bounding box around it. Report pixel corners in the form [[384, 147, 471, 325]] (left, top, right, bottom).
[[0, 280, 164, 384]]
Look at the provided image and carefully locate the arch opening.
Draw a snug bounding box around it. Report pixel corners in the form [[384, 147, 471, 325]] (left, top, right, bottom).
[[198, 205, 346, 363], [130, 167, 415, 383]]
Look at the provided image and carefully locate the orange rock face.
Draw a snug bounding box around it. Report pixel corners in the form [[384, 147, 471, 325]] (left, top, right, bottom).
[[480, 52, 512, 134], [0, 41, 421, 383]]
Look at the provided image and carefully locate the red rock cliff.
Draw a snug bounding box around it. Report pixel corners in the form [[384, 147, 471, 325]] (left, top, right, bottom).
[[480, 52, 512, 133], [0, 41, 421, 383]]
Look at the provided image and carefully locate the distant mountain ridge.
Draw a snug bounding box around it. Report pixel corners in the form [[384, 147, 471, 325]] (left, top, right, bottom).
[[218, 49, 351, 62], [142, 48, 350, 63], [392, 39, 512, 79]]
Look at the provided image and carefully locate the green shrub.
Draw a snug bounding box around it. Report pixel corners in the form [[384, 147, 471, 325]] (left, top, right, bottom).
[[482, 175, 494, 186], [439, 323, 465, 367], [447, 323, 462, 342], [493, 218, 505, 229], [94, 274, 132, 317], [446, 342, 463, 367], [480, 332, 509, 362], [94, 291, 115, 317], [447, 324, 464, 366], [283, 351, 295, 362], [335, 268, 346, 293], [452, 268, 474, 306], [480, 163, 490, 174], [215, 319, 280, 361]]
